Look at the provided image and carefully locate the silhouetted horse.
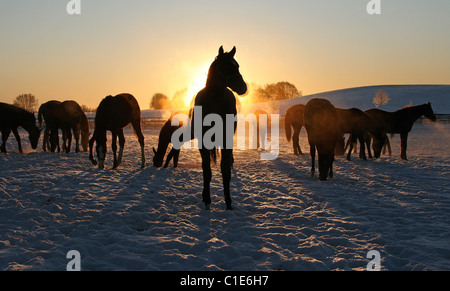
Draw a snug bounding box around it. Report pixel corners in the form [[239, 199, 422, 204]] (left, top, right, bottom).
[[153, 111, 189, 168], [365, 102, 436, 160], [38, 100, 62, 152], [336, 108, 384, 161], [285, 104, 305, 155], [0, 102, 40, 153], [191, 46, 247, 210], [89, 94, 145, 169], [304, 98, 342, 181], [38, 100, 90, 153]]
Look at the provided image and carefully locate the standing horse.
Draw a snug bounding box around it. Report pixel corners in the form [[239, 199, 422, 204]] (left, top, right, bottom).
[[59, 101, 90, 153], [304, 98, 342, 181], [365, 103, 436, 160], [284, 104, 305, 155], [38, 100, 90, 153], [191, 46, 247, 210], [153, 111, 189, 168], [38, 100, 63, 152], [336, 108, 384, 161], [89, 93, 145, 169], [0, 102, 40, 153]]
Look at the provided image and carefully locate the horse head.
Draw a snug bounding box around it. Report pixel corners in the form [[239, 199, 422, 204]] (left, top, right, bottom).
[[89, 134, 107, 169], [424, 102, 437, 122], [209, 46, 247, 96], [152, 147, 165, 167], [25, 114, 41, 150]]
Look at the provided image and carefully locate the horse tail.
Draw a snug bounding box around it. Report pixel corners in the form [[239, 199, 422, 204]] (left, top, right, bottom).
[[285, 117, 292, 143], [80, 114, 90, 152], [37, 107, 44, 129]]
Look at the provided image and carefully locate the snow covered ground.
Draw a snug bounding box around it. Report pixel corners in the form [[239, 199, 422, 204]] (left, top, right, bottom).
[[1, 119, 449, 271]]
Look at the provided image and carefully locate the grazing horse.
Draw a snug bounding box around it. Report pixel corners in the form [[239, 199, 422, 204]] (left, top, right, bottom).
[[38, 100, 90, 153], [0, 102, 40, 153], [365, 103, 436, 160], [284, 104, 305, 155], [191, 46, 247, 210], [304, 98, 342, 181], [89, 93, 145, 169], [336, 108, 384, 161], [153, 111, 189, 168]]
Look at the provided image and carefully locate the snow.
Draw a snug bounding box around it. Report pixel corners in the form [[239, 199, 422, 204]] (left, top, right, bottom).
[[1, 119, 449, 271]]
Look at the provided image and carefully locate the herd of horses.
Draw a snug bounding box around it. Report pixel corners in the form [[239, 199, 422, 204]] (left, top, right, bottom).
[[0, 46, 437, 209]]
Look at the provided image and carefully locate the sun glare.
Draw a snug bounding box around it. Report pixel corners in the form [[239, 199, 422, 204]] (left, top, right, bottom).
[[183, 63, 210, 107]]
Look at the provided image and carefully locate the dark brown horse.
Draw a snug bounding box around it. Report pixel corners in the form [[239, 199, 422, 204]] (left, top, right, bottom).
[[0, 102, 40, 153], [336, 108, 384, 161], [284, 104, 305, 155], [38, 100, 62, 152], [191, 46, 247, 210], [38, 100, 90, 153], [365, 103, 436, 160], [304, 98, 342, 181], [89, 94, 145, 169], [153, 111, 189, 168]]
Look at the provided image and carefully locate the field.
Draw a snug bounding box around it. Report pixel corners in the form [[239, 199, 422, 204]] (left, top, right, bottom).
[[1, 120, 449, 271]]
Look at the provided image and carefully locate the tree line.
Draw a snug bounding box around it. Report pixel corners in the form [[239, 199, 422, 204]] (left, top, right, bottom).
[[150, 81, 302, 110]]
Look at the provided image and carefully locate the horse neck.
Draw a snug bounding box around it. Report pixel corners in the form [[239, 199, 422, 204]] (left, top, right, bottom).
[[156, 123, 173, 156], [398, 104, 428, 123]]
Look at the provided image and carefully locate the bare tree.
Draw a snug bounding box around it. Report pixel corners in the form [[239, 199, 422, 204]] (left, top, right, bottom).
[[372, 89, 390, 108], [13, 93, 39, 112]]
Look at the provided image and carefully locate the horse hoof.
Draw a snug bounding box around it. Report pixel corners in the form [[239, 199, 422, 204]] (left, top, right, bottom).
[[205, 204, 211, 210], [226, 205, 233, 210]]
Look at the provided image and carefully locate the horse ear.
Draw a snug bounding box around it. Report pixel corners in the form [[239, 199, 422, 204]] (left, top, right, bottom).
[[229, 46, 236, 57], [218, 46, 224, 56]]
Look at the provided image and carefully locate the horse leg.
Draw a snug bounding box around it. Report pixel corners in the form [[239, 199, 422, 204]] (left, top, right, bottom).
[[116, 129, 125, 168], [111, 131, 119, 169], [89, 135, 97, 165], [74, 126, 80, 153], [11, 128, 23, 153], [1, 129, 10, 153], [221, 148, 233, 210], [309, 141, 316, 177], [346, 135, 356, 161], [131, 120, 145, 168], [200, 148, 212, 210], [293, 127, 302, 155], [43, 128, 50, 152], [65, 128, 72, 153], [400, 132, 408, 160], [358, 135, 367, 160]]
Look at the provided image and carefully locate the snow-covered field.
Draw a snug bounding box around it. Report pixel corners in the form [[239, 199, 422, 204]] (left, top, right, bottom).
[[1, 121, 449, 271]]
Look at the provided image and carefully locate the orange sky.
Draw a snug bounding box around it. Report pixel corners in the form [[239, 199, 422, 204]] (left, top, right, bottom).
[[1, 1, 449, 109]]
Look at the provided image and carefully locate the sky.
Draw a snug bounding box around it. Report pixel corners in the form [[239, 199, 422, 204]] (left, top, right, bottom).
[[1, 0, 449, 109]]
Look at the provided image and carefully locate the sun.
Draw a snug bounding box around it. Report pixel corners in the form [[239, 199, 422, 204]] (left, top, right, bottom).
[[183, 62, 210, 107]]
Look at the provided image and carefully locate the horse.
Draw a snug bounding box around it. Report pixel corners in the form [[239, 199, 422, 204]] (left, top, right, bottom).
[[38, 100, 90, 153], [0, 102, 41, 153], [38, 100, 63, 152], [284, 104, 305, 155], [304, 98, 342, 181], [365, 102, 436, 160], [153, 111, 189, 168], [191, 46, 247, 210], [335, 108, 384, 161], [89, 93, 145, 169]]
